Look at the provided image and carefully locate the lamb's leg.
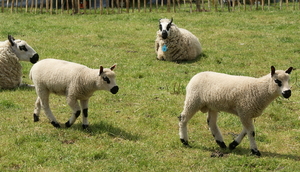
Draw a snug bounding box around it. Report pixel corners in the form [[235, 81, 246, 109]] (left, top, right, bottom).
[[65, 97, 81, 128], [33, 97, 41, 122], [38, 91, 60, 128], [207, 110, 227, 148], [80, 99, 89, 129], [178, 99, 199, 147], [230, 118, 261, 156], [229, 128, 247, 150]]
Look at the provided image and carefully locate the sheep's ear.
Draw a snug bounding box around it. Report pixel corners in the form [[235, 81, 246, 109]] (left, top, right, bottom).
[[8, 35, 15, 46], [285, 67, 293, 74], [271, 66, 275, 77], [110, 64, 116, 71], [170, 17, 173, 24], [99, 66, 103, 76]]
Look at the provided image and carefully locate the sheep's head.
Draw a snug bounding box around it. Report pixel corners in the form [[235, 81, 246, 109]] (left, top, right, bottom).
[[271, 66, 293, 98], [158, 18, 173, 39], [99, 64, 119, 94], [8, 35, 39, 64]]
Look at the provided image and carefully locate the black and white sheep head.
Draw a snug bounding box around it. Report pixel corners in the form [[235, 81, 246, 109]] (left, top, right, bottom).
[[158, 18, 173, 39], [8, 35, 39, 64], [271, 66, 293, 99], [98, 64, 119, 94]]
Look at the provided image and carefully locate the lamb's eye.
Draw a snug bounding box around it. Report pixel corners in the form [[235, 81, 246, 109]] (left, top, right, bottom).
[[159, 24, 162, 31], [275, 79, 282, 87], [19, 45, 28, 51], [102, 76, 110, 84], [167, 23, 171, 31]]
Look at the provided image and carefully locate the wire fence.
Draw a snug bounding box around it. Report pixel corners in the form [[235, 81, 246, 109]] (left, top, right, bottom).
[[1, 0, 300, 14]]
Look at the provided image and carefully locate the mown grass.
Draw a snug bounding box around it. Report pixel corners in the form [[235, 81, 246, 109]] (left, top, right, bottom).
[[0, 10, 300, 171]]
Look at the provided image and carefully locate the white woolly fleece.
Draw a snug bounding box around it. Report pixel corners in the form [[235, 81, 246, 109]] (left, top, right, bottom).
[[0, 41, 22, 89]]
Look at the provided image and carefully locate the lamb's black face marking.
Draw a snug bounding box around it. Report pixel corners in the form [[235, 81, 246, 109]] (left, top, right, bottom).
[[19, 45, 28, 51], [167, 22, 171, 31], [160, 23, 171, 31], [102, 76, 110, 84], [275, 79, 282, 87], [159, 18, 173, 39]]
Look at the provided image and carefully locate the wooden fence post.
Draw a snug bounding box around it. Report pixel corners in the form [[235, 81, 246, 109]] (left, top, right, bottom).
[[1, 0, 4, 12], [1, 0, 299, 14], [11, 0, 14, 13], [196, 0, 200, 12]]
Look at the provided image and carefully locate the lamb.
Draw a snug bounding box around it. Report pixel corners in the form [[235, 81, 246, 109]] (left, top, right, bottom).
[[155, 18, 202, 61], [0, 35, 39, 89], [29, 58, 119, 129], [178, 66, 293, 156]]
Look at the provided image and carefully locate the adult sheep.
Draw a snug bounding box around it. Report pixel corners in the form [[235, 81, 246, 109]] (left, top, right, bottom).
[[178, 66, 293, 156], [30, 59, 119, 129], [155, 18, 202, 61], [0, 35, 39, 89]]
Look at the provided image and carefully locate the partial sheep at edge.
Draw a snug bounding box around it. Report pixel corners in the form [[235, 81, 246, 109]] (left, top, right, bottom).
[[0, 35, 39, 89]]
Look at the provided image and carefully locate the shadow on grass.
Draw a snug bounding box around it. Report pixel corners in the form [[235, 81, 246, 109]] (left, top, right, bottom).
[[0, 84, 35, 92], [184, 144, 300, 160], [70, 121, 140, 142], [175, 53, 208, 64]]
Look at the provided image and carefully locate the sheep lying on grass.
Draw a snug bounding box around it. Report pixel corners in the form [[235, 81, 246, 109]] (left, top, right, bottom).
[[0, 35, 39, 89], [30, 59, 119, 129], [155, 18, 202, 61], [178, 66, 293, 156]]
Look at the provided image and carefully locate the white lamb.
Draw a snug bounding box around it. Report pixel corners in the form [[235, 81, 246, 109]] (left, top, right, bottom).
[[29, 59, 119, 129], [0, 35, 39, 89], [155, 18, 202, 61], [178, 66, 293, 156]]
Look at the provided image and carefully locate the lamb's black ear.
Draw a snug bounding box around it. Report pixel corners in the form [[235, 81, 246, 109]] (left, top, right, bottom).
[[285, 67, 293, 74], [170, 17, 173, 24], [110, 64, 116, 71], [99, 66, 103, 76], [8, 35, 15, 46], [271, 66, 275, 77]]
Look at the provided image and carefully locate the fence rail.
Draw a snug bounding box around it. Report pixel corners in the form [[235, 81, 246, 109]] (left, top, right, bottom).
[[1, 0, 300, 14]]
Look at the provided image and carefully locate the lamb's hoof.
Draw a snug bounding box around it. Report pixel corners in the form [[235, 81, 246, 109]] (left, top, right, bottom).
[[229, 140, 239, 150], [65, 121, 71, 128], [251, 149, 261, 156], [51, 121, 61, 128], [33, 114, 39, 122], [82, 124, 89, 129], [216, 140, 227, 149], [180, 139, 191, 147]]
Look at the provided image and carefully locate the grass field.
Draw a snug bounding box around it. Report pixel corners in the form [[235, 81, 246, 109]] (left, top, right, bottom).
[[0, 10, 300, 171]]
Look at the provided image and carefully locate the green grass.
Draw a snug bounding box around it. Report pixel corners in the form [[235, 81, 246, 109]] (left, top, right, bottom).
[[0, 10, 300, 171]]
